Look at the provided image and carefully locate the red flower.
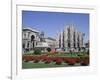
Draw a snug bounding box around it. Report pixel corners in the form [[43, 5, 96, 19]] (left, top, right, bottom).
[[75, 58, 81, 63], [45, 57, 52, 64], [53, 58, 56, 62], [23, 56, 34, 62], [41, 55, 48, 62], [64, 58, 76, 65], [22, 56, 26, 61], [33, 56, 40, 63], [55, 57, 62, 65], [63, 57, 69, 63]]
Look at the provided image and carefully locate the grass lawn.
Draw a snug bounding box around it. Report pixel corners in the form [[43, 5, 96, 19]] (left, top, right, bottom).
[[22, 61, 80, 69]]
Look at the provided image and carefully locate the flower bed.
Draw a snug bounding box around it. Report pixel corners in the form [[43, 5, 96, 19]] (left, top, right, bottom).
[[55, 57, 62, 65], [22, 56, 34, 62], [22, 52, 89, 67], [44, 57, 52, 64], [80, 57, 89, 66], [64, 57, 76, 65], [75, 58, 81, 63], [33, 56, 40, 63], [40, 55, 48, 62]]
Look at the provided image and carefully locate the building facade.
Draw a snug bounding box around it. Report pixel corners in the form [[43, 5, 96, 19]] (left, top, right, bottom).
[[22, 27, 56, 52], [22, 27, 40, 51], [22, 25, 85, 52], [44, 37, 56, 49]]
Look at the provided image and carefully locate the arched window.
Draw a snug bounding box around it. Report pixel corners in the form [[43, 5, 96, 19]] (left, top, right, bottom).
[[31, 35, 35, 41]]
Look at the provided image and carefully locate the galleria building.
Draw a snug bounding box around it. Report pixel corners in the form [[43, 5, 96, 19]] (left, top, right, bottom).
[[22, 25, 85, 52]]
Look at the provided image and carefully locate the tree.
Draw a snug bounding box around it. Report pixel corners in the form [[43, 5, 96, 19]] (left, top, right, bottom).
[[34, 49, 41, 55], [47, 48, 51, 52]]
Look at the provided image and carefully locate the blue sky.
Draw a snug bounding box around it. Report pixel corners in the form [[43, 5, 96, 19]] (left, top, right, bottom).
[[22, 11, 89, 42]]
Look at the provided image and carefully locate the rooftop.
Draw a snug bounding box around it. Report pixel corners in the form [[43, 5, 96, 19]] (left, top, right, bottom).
[[23, 27, 40, 33]]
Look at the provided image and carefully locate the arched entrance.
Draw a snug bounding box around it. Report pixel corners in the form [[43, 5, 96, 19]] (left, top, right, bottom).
[[31, 35, 35, 49]]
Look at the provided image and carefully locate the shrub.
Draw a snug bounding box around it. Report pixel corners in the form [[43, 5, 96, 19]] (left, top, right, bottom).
[[33, 56, 40, 63], [41, 55, 48, 62], [22, 56, 26, 61], [87, 50, 89, 55], [75, 58, 81, 63], [64, 58, 76, 65], [55, 57, 62, 65], [80, 57, 89, 66], [47, 48, 51, 52], [63, 57, 69, 63], [51, 51, 56, 55], [23, 56, 34, 62], [34, 49, 41, 55], [45, 57, 52, 64], [52, 57, 56, 62], [68, 59, 76, 65]]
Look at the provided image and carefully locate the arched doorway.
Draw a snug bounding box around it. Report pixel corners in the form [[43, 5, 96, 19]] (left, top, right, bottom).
[[31, 35, 35, 49]]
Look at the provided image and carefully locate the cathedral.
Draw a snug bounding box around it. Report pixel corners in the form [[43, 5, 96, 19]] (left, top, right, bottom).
[[56, 24, 84, 52]]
